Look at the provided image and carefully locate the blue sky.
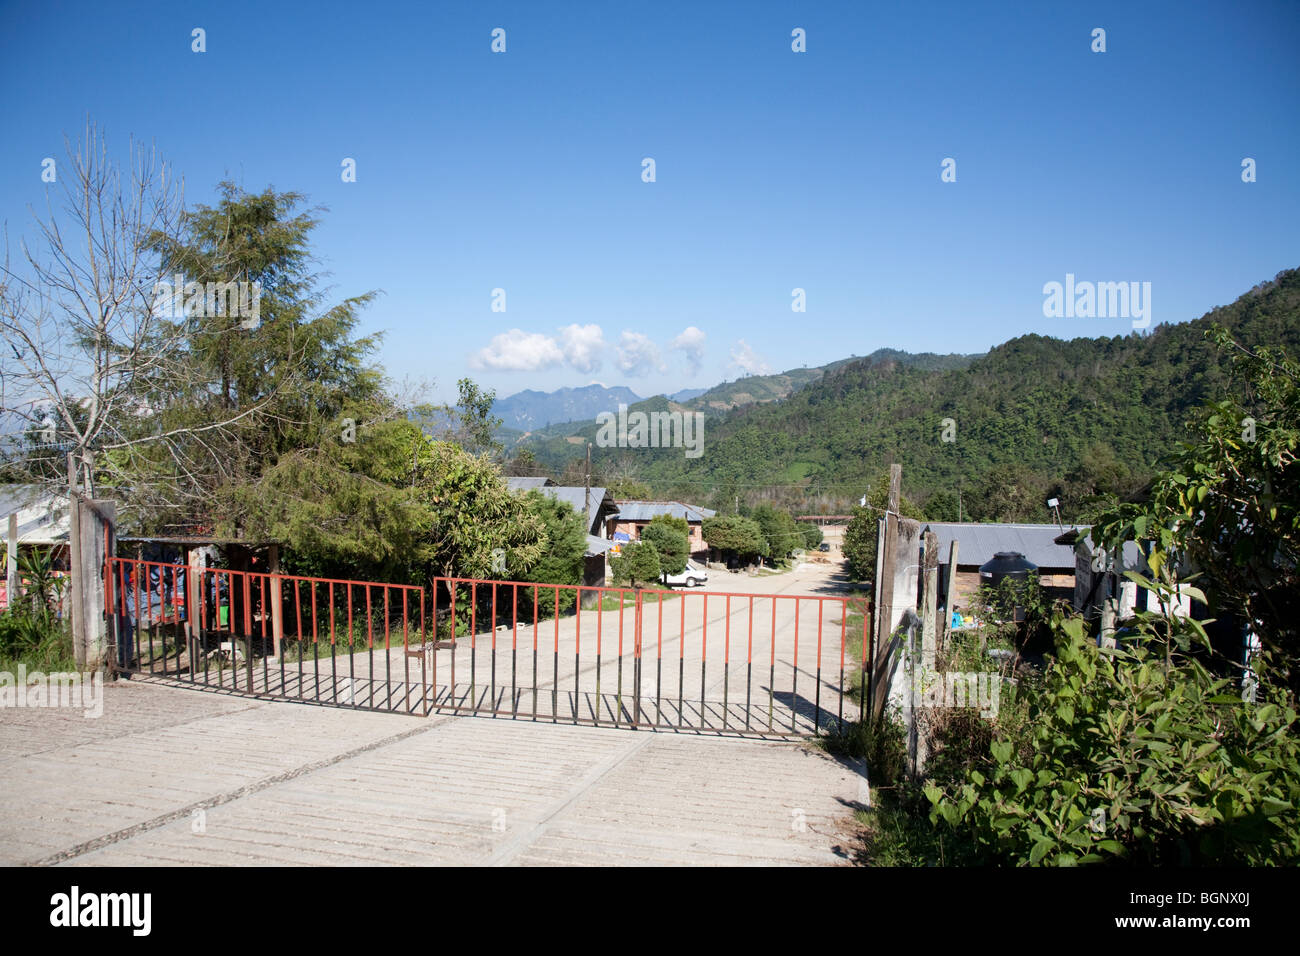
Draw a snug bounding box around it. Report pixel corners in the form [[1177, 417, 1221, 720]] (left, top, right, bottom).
[[2, 0, 1297, 404]]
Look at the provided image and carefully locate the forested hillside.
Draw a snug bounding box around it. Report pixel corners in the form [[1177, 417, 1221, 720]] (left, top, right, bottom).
[[520, 269, 1300, 522], [673, 348, 973, 413]]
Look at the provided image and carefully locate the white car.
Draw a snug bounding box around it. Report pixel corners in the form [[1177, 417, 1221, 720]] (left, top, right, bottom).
[[663, 561, 708, 588]]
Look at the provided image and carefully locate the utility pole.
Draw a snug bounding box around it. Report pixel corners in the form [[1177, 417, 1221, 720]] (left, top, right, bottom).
[[584, 443, 591, 532], [870, 463, 903, 721]]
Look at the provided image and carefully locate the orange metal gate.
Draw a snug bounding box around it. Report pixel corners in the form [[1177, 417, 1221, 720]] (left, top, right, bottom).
[[105, 558, 871, 737]]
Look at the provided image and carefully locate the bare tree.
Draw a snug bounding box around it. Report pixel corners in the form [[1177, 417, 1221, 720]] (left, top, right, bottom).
[[0, 124, 275, 511]]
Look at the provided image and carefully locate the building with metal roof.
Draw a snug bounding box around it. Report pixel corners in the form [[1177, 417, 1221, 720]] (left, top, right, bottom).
[[920, 521, 1081, 614], [921, 522, 1081, 572], [505, 477, 618, 554], [612, 501, 716, 524], [607, 500, 717, 560], [1054, 528, 1163, 621], [504, 476, 554, 491]]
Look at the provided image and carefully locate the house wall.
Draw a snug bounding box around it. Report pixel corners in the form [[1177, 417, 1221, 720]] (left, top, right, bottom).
[[942, 567, 1075, 613], [607, 519, 708, 559], [945, 570, 983, 612]]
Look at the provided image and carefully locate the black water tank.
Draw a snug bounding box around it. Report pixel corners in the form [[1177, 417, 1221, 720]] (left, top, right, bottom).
[[979, 551, 1038, 623]]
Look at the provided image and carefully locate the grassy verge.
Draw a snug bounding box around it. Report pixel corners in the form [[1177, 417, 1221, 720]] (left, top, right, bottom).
[[597, 589, 679, 610]]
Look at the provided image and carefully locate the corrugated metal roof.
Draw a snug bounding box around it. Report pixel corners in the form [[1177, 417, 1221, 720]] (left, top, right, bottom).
[[585, 534, 614, 556], [544, 486, 609, 530], [0, 484, 70, 545], [510, 483, 613, 534], [505, 477, 554, 490], [614, 501, 716, 523], [921, 522, 1080, 570]]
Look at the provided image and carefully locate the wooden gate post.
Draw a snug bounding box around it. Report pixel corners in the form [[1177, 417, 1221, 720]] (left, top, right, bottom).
[[187, 547, 207, 675], [940, 539, 959, 655], [1099, 553, 1118, 649], [920, 531, 939, 670], [269, 544, 284, 660]]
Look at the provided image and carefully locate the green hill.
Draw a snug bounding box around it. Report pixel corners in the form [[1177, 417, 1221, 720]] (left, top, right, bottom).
[[509, 349, 976, 456], [519, 269, 1300, 521]]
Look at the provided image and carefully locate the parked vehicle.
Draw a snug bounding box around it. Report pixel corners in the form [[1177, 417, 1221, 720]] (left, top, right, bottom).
[[663, 561, 708, 588]]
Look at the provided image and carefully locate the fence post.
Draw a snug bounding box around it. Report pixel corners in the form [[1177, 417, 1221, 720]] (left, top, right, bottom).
[[940, 539, 959, 656], [870, 464, 902, 721], [187, 548, 203, 659], [269, 543, 284, 660], [920, 532, 939, 670], [631, 589, 643, 729], [5, 513, 16, 611], [73, 497, 114, 671]]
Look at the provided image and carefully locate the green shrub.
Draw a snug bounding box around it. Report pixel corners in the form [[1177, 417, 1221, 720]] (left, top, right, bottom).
[[640, 522, 688, 577], [0, 606, 75, 671], [924, 584, 1300, 865], [610, 541, 661, 589]]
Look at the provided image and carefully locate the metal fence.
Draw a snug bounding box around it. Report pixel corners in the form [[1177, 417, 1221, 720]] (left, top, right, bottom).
[[105, 558, 871, 737], [106, 556, 427, 712]]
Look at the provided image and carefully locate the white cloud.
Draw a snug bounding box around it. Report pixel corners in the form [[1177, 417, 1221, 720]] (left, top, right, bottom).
[[559, 323, 605, 373], [670, 326, 706, 374], [470, 329, 564, 371], [728, 339, 771, 377], [615, 331, 665, 377]]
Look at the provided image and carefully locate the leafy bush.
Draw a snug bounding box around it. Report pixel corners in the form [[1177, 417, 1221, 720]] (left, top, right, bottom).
[[0, 606, 74, 671], [924, 586, 1300, 865], [640, 521, 688, 577], [610, 541, 661, 588], [962, 574, 1061, 656], [1091, 328, 1300, 697], [0, 548, 73, 670]]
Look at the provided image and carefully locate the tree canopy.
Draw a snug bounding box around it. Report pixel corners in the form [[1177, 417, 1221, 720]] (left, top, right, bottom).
[[702, 514, 765, 561], [641, 519, 689, 577], [1091, 327, 1300, 695]]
